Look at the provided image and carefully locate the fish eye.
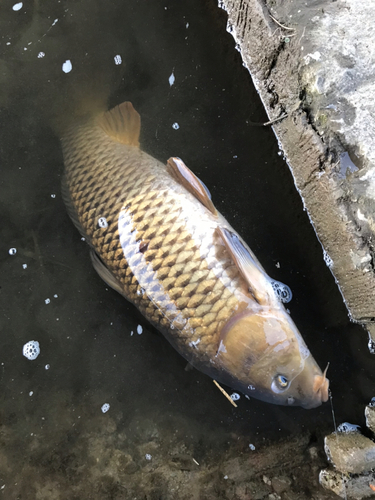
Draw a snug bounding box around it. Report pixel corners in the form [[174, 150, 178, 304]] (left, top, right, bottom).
[[277, 375, 288, 388], [271, 374, 290, 393]]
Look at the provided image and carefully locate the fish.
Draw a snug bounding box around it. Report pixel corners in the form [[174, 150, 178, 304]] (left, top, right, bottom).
[[61, 101, 329, 409]]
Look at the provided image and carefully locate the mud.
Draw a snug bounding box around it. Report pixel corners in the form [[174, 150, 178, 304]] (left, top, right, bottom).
[[219, 0, 375, 337]]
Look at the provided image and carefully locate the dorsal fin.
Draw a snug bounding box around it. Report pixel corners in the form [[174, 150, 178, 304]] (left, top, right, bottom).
[[96, 101, 141, 146], [166, 157, 217, 215], [216, 227, 273, 305]]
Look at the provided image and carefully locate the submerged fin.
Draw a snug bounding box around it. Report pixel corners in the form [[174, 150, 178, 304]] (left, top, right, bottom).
[[90, 249, 124, 296], [96, 101, 141, 146], [61, 174, 90, 241], [216, 227, 271, 305], [166, 157, 217, 215]]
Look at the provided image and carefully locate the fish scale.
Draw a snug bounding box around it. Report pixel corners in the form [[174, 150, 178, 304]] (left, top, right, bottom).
[[62, 121, 248, 366]]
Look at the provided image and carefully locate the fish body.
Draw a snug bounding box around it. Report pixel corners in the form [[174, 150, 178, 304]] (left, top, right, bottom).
[[61, 102, 329, 409]]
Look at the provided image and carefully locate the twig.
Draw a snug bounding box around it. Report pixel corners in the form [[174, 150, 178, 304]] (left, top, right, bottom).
[[263, 113, 288, 126], [269, 14, 295, 31], [213, 380, 237, 408]]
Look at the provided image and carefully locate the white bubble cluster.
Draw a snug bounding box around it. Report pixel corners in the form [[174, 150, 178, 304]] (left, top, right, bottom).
[[23, 341, 40, 360], [323, 250, 333, 268], [98, 217, 108, 228], [231, 392, 240, 401], [270, 280, 292, 303], [114, 54, 122, 65], [45, 298, 50, 304], [37, 52, 45, 58], [172, 122, 179, 130], [101, 403, 110, 413], [249, 443, 256, 451], [9, 248, 16, 255], [145, 454, 152, 461], [337, 422, 360, 433]]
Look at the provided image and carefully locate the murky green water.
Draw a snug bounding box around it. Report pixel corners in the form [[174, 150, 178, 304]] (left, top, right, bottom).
[[0, 0, 373, 498]]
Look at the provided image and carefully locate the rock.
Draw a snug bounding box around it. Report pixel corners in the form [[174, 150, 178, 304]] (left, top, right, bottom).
[[324, 432, 375, 474], [365, 404, 375, 434], [320, 468, 375, 500], [271, 476, 292, 495]]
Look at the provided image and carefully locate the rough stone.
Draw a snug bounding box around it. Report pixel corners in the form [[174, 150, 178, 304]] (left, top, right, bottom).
[[320, 468, 375, 500], [219, 0, 375, 336], [271, 475, 292, 495], [324, 432, 375, 474], [365, 404, 375, 434]]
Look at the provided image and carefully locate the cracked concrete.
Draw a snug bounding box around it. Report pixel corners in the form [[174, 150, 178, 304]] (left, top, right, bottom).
[[218, 0, 375, 344]]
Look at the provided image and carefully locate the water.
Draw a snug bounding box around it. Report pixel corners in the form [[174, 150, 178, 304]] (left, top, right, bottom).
[[0, 0, 373, 498]]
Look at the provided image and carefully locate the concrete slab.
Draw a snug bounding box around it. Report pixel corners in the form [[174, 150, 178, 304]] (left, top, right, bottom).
[[219, 0, 375, 340]]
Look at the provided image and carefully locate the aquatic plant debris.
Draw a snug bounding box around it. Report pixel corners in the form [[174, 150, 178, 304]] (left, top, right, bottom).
[[213, 380, 237, 408], [12, 2, 23, 11], [62, 60, 72, 73], [23, 341, 40, 360], [101, 403, 110, 413]]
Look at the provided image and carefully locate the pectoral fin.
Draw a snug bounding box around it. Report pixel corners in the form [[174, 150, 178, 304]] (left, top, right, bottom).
[[96, 101, 141, 147], [216, 227, 272, 305], [90, 249, 125, 296], [167, 157, 217, 215]]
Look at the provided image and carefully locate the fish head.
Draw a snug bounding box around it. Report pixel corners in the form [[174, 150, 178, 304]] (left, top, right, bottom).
[[216, 308, 329, 408]]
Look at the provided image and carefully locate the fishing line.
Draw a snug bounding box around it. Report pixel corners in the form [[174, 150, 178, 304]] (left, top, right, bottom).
[[329, 389, 348, 500]]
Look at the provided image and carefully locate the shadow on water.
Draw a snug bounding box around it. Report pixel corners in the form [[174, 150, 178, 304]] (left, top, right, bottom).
[[0, 0, 373, 498]]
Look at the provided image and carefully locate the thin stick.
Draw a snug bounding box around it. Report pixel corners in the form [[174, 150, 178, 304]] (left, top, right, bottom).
[[269, 14, 295, 31], [213, 380, 238, 408], [263, 113, 288, 126]]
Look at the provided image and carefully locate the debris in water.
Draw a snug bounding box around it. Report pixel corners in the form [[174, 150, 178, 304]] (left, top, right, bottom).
[[8, 248, 16, 255], [172, 122, 179, 130], [231, 392, 240, 401], [45, 364, 50, 370], [145, 454, 152, 460], [137, 324, 143, 334], [169, 71, 175, 86], [37, 52, 45, 58], [12, 2, 23, 11], [22, 264, 27, 269], [213, 380, 238, 408], [23, 341, 40, 360], [249, 444, 256, 450]]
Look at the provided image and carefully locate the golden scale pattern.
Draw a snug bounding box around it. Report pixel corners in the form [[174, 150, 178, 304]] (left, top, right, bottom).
[[62, 123, 248, 359]]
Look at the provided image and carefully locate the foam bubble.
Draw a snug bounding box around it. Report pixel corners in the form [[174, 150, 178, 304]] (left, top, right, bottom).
[[231, 392, 240, 401], [270, 280, 292, 303], [9, 248, 16, 255], [172, 122, 179, 130], [137, 324, 143, 335], [249, 444, 256, 451], [145, 453, 152, 461], [101, 403, 110, 413], [12, 2, 23, 11], [337, 422, 360, 433], [23, 341, 40, 360], [114, 54, 122, 65], [98, 217, 108, 228], [62, 60, 72, 73]]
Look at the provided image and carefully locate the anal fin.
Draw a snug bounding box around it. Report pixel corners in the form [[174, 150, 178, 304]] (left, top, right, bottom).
[[167, 157, 217, 215], [90, 249, 125, 296]]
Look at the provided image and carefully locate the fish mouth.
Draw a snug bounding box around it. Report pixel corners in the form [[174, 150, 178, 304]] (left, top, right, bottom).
[[301, 365, 330, 409]]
